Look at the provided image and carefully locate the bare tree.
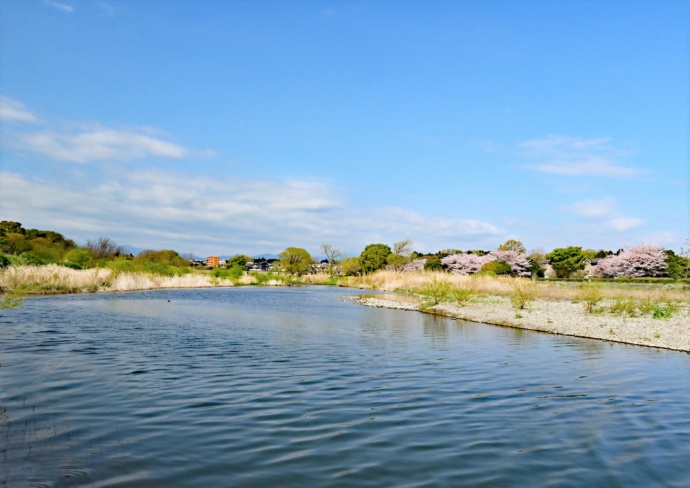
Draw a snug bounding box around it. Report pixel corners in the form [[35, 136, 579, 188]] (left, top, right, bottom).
[[320, 244, 343, 276], [388, 239, 413, 272], [393, 239, 412, 257], [86, 237, 124, 259]]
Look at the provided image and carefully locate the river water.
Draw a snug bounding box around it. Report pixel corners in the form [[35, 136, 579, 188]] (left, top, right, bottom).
[[1, 286, 689, 487]]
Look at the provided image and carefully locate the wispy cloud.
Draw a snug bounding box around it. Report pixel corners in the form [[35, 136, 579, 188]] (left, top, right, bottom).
[[0, 96, 39, 123], [44, 0, 74, 13], [1, 171, 501, 255], [14, 127, 190, 163], [609, 217, 645, 232], [563, 197, 645, 232], [520, 135, 645, 178]]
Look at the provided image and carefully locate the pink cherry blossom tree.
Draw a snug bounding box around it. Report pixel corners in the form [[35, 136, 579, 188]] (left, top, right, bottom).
[[441, 253, 491, 275], [594, 244, 668, 278]]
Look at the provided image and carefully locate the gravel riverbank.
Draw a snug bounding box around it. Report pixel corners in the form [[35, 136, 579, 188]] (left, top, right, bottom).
[[349, 294, 690, 353]]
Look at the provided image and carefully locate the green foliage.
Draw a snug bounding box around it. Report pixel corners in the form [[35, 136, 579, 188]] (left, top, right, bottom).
[[451, 283, 477, 306], [480, 260, 512, 276], [510, 281, 538, 310], [527, 258, 545, 278], [609, 297, 638, 316], [420, 275, 452, 305], [227, 254, 252, 268], [576, 283, 604, 313], [359, 244, 391, 274], [64, 248, 93, 267], [227, 264, 245, 279], [341, 257, 361, 276], [105, 258, 188, 277], [136, 249, 189, 267], [664, 250, 689, 279], [498, 239, 526, 253], [546, 246, 586, 278], [0, 221, 24, 237], [0, 254, 10, 269], [386, 253, 409, 271], [652, 304, 673, 319], [19, 252, 44, 265], [251, 272, 289, 285], [424, 256, 443, 271], [277, 247, 312, 275]]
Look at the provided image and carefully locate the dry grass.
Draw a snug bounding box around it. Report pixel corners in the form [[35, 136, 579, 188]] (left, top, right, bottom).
[[337, 270, 690, 304], [301, 272, 333, 284], [0, 264, 234, 293]]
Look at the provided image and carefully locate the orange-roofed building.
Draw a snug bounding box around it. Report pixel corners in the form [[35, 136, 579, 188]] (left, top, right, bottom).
[[206, 256, 220, 268]]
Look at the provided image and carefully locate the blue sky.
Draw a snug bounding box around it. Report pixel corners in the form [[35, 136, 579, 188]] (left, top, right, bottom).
[[1, 0, 687, 257]]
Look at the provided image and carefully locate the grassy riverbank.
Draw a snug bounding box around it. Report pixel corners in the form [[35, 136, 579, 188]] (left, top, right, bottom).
[[3, 265, 689, 351], [341, 271, 690, 352]]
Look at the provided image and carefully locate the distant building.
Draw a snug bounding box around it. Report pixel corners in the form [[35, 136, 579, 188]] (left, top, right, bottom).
[[206, 256, 220, 268]]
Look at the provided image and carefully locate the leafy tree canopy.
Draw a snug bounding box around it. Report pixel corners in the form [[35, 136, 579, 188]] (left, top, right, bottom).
[[277, 247, 313, 275], [359, 244, 391, 274], [546, 246, 586, 278]]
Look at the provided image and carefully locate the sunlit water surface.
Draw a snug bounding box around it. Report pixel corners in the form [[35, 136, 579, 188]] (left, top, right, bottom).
[[1, 287, 689, 487]]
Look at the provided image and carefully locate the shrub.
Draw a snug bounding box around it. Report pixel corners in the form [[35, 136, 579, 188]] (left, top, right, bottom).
[[510, 281, 538, 310], [19, 252, 44, 265], [0, 254, 10, 269], [576, 283, 604, 313], [480, 260, 512, 276], [420, 276, 452, 305], [424, 256, 443, 271], [451, 283, 477, 306], [652, 304, 673, 319]]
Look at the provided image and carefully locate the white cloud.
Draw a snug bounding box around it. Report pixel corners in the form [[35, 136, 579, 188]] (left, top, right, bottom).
[[609, 217, 645, 232], [562, 197, 645, 233], [0, 171, 501, 255], [15, 128, 189, 163], [520, 135, 644, 178], [0, 96, 39, 123], [565, 197, 617, 219], [44, 0, 74, 13]]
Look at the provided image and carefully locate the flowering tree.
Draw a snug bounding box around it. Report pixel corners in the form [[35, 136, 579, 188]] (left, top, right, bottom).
[[594, 244, 668, 278], [490, 250, 531, 277], [441, 253, 491, 275], [442, 250, 531, 277]]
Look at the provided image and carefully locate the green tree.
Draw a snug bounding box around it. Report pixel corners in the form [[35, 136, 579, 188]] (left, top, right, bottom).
[[277, 247, 313, 275], [665, 249, 690, 279], [546, 246, 586, 278], [2, 233, 31, 255], [136, 249, 188, 266], [498, 239, 526, 254], [424, 256, 443, 271], [227, 254, 252, 268], [64, 248, 93, 267], [341, 257, 361, 276], [359, 243, 392, 274], [0, 221, 24, 237]]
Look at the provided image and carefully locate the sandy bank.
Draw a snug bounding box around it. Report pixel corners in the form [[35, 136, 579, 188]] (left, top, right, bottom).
[[350, 295, 690, 353]]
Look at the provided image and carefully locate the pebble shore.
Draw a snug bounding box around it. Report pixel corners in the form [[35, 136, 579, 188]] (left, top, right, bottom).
[[349, 294, 690, 353]]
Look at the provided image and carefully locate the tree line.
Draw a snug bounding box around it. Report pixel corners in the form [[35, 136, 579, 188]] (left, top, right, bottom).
[[1, 220, 688, 280]]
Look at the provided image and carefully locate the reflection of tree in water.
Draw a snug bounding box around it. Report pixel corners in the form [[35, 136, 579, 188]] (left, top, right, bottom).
[[422, 314, 450, 343]]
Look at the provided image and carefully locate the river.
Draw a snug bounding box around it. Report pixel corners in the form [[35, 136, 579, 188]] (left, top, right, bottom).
[[1, 286, 689, 487]]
